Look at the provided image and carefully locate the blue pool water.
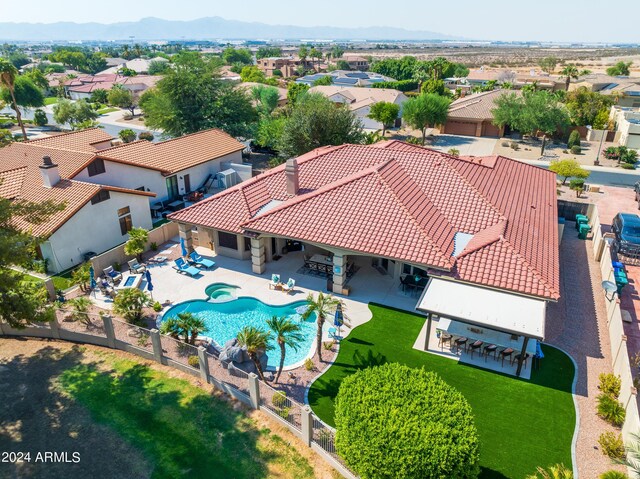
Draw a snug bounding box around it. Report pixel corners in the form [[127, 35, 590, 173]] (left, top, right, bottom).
[[162, 297, 317, 369]]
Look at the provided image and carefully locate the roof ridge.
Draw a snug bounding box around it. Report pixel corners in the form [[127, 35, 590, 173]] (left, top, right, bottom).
[[26, 127, 107, 144], [15, 141, 98, 156], [97, 139, 148, 154], [153, 128, 228, 146]]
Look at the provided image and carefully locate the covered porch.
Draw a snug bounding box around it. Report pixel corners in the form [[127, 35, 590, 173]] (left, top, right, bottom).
[[415, 278, 547, 379]]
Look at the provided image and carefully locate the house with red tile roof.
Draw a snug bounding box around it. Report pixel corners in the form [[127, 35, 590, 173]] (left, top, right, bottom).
[[169, 141, 560, 372], [0, 128, 248, 272]]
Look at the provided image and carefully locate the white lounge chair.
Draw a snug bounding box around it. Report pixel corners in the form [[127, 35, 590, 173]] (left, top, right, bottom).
[[269, 274, 281, 289], [128, 259, 146, 274], [282, 278, 295, 294]]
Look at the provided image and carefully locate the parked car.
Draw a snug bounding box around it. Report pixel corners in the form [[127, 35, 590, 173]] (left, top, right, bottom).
[[612, 213, 640, 255]]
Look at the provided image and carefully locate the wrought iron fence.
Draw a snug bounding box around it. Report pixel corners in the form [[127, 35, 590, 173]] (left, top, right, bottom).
[[112, 318, 153, 352], [259, 380, 302, 430]]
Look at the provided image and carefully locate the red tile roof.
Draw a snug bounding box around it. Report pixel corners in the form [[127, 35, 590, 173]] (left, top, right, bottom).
[[27, 128, 114, 153], [170, 141, 559, 300]]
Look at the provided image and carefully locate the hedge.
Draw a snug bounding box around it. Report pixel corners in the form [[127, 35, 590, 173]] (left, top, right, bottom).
[[371, 79, 419, 92], [334, 363, 480, 479]]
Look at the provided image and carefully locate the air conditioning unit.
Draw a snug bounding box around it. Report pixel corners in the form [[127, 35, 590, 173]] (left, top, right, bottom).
[[217, 169, 237, 189]]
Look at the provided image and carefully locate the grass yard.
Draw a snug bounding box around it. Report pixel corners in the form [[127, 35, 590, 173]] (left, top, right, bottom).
[[44, 97, 59, 105], [97, 107, 118, 115], [19, 271, 74, 291], [0, 341, 318, 479], [309, 304, 576, 479]]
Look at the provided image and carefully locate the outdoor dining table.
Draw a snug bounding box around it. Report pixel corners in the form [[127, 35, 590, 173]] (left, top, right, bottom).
[[305, 254, 333, 275], [401, 275, 429, 295], [167, 200, 185, 211]]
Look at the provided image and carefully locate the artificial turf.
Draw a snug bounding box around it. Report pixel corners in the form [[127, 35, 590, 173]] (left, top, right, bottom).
[[308, 304, 576, 479]]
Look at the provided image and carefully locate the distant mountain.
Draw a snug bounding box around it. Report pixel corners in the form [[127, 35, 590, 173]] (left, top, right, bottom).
[[0, 16, 459, 42]]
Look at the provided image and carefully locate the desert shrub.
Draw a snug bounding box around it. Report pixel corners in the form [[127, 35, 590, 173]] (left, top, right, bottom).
[[570, 145, 581, 155], [33, 109, 48, 126], [527, 464, 573, 479], [187, 355, 200, 369], [597, 393, 626, 427], [510, 141, 520, 151], [152, 301, 163, 312], [501, 140, 510, 147], [323, 341, 334, 350], [119, 128, 136, 143], [304, 358, 314, 371], [621, 163, 636, 170], [150, 242, 158, 251], [599, 373, 621, 398], [335, 363, 480, 479], [447, 148, 460, 157], [567, 130, 581, 149], [273, 69, 282, 77], [138, 131, 154, 141], [598, 432, 625, 459], [67, 297, 92, 324], [600, 470, 629, 479]]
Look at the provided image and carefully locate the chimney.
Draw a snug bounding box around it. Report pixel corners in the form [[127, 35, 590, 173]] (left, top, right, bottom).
[[285, 158, 299, 195], [39, 156, 60, 188]]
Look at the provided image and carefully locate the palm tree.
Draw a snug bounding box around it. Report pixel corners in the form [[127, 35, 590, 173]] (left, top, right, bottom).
[[0, 59, 27, 139], [266, 316, 304, 382], [160, 312, 205, 344], [526, 464, 573, 479], [560, 65, 589, 91], [237, 326, 272, 381], [302, 292, 340, 361], [616, 432, 640, 474]]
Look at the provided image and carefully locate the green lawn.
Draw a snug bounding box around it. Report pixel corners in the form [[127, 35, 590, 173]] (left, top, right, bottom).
[[19, 270, 75, 291], [44, 97, 59, 105], [309, 304, 576, 479], [57, 353, 315, 479], [97, 107, 118, 115]]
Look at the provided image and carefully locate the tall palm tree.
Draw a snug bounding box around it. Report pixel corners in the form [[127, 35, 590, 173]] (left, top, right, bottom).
[[237, 326, 272, 381], [160, 312, 205, 344], [266, 316, 304, 382], [560, 65, 589, 91], [302, 292, 340, 361], [0, 59, 26, 139]]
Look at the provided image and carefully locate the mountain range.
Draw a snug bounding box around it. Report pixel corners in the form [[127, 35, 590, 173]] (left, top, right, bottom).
[[0, 16, 459, 42]]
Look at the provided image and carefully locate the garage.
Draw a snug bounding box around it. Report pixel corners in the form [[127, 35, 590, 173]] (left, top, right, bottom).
[[482, 122, 501, 138], [444, 120, 479, 137]]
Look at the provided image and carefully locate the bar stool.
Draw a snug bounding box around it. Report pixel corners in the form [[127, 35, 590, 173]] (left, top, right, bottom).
[[499, 347, 514, 367], [438, 333, 453, 351], [483, 344, 497, 362], [469, 340, 483, 359], [512, 353, 530, 369], [454, 336, 468, 354]]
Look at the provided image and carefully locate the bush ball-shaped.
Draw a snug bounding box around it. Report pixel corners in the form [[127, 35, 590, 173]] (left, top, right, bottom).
[[334, 363, 480, 479]]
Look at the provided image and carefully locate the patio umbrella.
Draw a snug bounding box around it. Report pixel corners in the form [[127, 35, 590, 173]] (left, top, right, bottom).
[[89, 266, 96, 296], [180, 237, 187, 257], [146, 269, 154, 299], [334, 303, 344, 335]]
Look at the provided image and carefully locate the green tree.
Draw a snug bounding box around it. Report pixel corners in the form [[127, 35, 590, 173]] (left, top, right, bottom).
[[8, 52, 30, 69], [538, 56, 558, 74], [560, 64, 590, 91], [108, 85, 136, 116], [367, 101, 400, 136], [124, 227, 148, 261], [148, 60, 170, 75], [71, 261, 92, 292], [23, 69, 49, 90], [286, 82, 310, 105], [256, 47, 283, 59], [421, 78, 448, 96], [335, 60, 350, 71], [371, 56, 417, 81], [252, 85, 279, 116], [298, 46, 309, 65], [567, 130, 581, 149], [118, 67, 137, 77], [53, 99, 99, 130], [565, 87, 613, 127], [222, 47, 252, 66], [335, 363, 480, 479], [607, 61, 632, 77], [161, 312, 205, 344], [236, 326, 272, 381], [113, 288, 152, 324], [256, 115, 285, 152], [301, 292, 340, 361], [89, 88, 109, 104], [549, 159, 590, 185], [278, 93, 364, 158], [240, 65, 267, 83], [118, 128, 136, 143], [33, 109, 48, 127], [67, 297, 92, 325], [331, 46, 345, 59], [0, 129, 13, 147], [402, 93, 451, 145], [266, 316, 304, 382], [139, 54, 257, 137], [0, 59, 36, 138], [0, 197, 63, 328], [82, 53, 107, 75], [312, 75, 333, 86]]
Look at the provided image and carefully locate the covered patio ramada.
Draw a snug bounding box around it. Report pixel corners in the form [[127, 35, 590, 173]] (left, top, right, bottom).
[[169, 140, 560, 378], [416, 278, 546, 378]]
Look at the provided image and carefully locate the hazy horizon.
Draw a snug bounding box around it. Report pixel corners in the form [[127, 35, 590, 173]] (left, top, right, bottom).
[[3, 0, 639, 43]]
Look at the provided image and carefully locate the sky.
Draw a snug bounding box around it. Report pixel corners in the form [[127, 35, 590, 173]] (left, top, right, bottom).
[[2, 0, 639, 43]]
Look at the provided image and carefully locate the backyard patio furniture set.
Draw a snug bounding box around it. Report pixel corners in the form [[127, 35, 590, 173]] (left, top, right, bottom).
[[400, 274, 428, 296], [172, 252, 216, 277], [437, 332, 531, 370], [268, 274, 296, 294]]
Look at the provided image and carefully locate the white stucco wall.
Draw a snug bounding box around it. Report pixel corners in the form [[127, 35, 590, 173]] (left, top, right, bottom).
[[41, 190, 153, 273]]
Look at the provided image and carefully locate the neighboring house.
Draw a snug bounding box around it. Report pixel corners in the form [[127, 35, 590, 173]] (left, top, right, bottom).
[[256, 56, 308, 77], [64, 74, 161, 100], [297, 70, 394, 87], [340, 55, 369, 71], [104, 57, 127, 68], [237, 82, 288, 107], [610, 106, 640, 149], [571, 74, 640, 107], [309, 85, 407, 130], [0, 134, 155, 273], [465, 68, 562, 91], [170, 141, 559, 374], [442, 90, 519, 137], [97, 57, 169, 75]]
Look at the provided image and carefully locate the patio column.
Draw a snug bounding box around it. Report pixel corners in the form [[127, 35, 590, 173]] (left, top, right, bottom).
[[423, 313, 432, 350], [332, 254, 347, 295], [251, 237, 266, 274], [178, 223, 193, 253], [515, 336, 530, 377]]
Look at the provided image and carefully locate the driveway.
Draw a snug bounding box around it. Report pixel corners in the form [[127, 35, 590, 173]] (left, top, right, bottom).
[[427, 134, 498, 156]]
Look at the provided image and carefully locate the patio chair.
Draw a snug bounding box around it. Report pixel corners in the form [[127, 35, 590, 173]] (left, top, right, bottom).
[[128, 258, 146, 274], [499, 347, 514, 367], [269, 274, 281, 289], [468, 340, 483, 359], [189, 251, 215, 269], [438, 332, 453, 351], [282, 278, 295, 294], [173, 258, 200, 277], [454, 336, 468, 354], [511, 352, 530, 369], [483, 344, 498, 362], [103, 265, 122, 283]]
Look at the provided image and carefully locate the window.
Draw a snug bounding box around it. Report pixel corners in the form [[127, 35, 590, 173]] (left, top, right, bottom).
[[166, 175, 179, 200], [91, 190, 110, 205], [118, 205, 132, 235], [87, 158, 106, 177], [218, 231, 238, 250], [244, 236, 251, 251]]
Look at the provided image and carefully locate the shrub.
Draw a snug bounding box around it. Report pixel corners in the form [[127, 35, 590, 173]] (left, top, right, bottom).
[[598, 432, 625, 459], [272, 391, 287, 408], [273, 69, 282, 77], [597, 393, 626, 427], [335, 363, 480, 479], [152, 301, 163, 313], [621, 163, 636, 170], [570, 145, 581, 155], [138, 131, 154, 141], [600, 471, 629, 479], [567, 130, 581, 149], [447, 148, 460, 157], [323, 341, 334, 350], [67, 297, 92, 324], [501, 140, 510, 147], [527, 464, 573, 479], [150, 242, 158, 251], [119, 128, 136, 143], [569, 178, 585, 197], [187, 355, 200, 369], [33, 109, 48, 126], [304, 358, 314, 371], [510, 141, 520, 150], [599, 373, 622, 398], [113, 288, 152, 324]]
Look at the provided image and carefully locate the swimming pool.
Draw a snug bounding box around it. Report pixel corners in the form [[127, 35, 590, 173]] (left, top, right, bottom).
[[205, 283, 238, 303], [161, 295, 317, 369]]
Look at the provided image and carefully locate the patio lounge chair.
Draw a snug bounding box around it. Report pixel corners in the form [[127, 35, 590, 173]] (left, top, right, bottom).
[[173, 258, 200, 277], [282, 278, 295, 294], [128, 259, 146, 274], [269, 274, 281, 289], [189, 251, 215, 269], [103, 265, 122, 283]]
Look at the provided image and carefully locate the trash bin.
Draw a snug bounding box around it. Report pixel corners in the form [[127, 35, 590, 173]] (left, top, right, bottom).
[[578, 223, 591, 239]]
